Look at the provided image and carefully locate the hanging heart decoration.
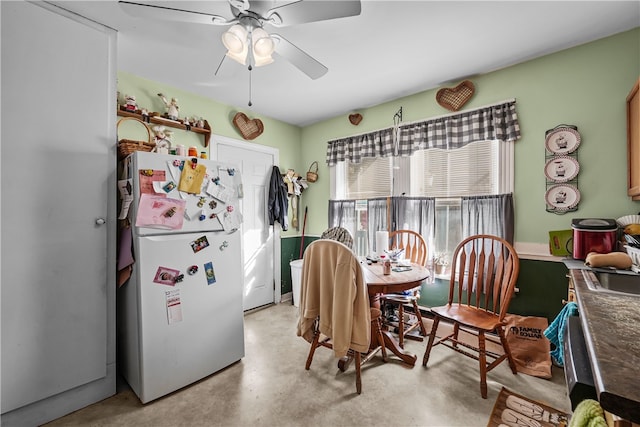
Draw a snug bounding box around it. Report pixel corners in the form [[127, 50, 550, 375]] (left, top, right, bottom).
[[232, 112, 264, 140], [349, 113, 363, 125], [436, 80, 475, 112]]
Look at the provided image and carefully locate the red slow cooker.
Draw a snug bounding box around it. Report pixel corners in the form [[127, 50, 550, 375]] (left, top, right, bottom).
[[571, 218, 618, 260]]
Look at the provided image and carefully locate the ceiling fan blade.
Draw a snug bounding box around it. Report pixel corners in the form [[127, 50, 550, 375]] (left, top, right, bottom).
[[119, 1, 232, 25], [271, 34, 328, 80], [266, 1, 361, 27]]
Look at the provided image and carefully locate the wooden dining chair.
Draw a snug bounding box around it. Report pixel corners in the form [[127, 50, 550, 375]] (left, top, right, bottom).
[[422, 234, 520, 398], [297, 239, 386, 394], [380, 230, 429, 348], [320, 226, 354, 249]]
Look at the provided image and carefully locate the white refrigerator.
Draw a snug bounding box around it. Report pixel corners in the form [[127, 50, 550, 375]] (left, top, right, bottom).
[[118, 151, 245, 404]]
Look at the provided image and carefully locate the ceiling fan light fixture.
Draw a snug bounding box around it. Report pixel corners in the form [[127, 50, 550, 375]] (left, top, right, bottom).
[[222, 24, 249, 65], [222, 24, 248, 54], [253, 54, 274, 67], [252, 27, 275, 57], [226, 48, 248, 65]]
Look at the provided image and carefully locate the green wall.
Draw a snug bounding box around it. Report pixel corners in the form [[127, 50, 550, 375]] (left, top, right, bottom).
[[418, 259, 569, 322], [299, 28, 640, 241], [116, 29, 639, 315], [116, 71, 304, 238], [280, 236, 318, 298], [283, 247, 569, 322]]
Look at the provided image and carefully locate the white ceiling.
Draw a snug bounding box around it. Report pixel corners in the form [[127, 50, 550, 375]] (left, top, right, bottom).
[[49, 0, 639, 127]]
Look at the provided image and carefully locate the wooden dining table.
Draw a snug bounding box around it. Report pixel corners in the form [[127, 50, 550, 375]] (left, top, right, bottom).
[[361, 260, 431, 366]]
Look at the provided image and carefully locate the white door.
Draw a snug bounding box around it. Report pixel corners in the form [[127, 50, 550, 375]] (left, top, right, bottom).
[[215, 136, 279, 311], [1, 1, 116, 424]]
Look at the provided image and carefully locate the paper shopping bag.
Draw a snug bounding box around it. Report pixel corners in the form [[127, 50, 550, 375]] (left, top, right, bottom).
[[504, 314, 552, 378]]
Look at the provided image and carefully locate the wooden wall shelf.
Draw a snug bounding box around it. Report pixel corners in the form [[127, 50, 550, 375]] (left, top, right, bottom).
[[117, 109, 211, 147]]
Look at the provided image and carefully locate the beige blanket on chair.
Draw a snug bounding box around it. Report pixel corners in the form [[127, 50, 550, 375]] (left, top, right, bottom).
[[296, 240, 371, 357]]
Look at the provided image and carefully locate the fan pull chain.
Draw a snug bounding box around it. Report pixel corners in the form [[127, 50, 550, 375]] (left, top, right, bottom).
[[248, 65, 253, 107]]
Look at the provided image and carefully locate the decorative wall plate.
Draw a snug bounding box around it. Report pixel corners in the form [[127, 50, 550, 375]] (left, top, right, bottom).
[[544, 156, 580, 182], [545, 184, 581, 211], [545, 127, 581, 154]]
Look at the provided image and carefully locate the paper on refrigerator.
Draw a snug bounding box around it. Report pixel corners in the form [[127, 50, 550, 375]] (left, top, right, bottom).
[[135, 194, 186, 230], [165, 289, 183, 324]]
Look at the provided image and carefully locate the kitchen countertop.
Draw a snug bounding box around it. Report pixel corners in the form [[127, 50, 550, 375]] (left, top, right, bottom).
[[568, 267, 640, 423]]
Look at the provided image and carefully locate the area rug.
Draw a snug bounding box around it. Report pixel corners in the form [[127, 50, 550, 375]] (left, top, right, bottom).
[[487, 387, 569, 427]]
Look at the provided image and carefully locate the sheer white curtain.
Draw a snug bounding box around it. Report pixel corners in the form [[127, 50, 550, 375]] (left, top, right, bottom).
[[328, 197, 436, 257], [327, 101, 519, 257], [461, 194, 514, 244]]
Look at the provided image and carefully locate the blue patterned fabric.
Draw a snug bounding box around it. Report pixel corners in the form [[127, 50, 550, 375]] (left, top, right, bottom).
[[544, 302, 579, 367]]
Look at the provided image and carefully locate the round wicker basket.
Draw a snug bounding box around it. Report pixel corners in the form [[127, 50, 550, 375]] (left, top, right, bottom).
[[117, 117, 155, 159]]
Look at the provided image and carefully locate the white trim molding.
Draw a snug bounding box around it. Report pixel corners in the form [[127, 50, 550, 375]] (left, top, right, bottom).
[[514, 241, 564, 262]]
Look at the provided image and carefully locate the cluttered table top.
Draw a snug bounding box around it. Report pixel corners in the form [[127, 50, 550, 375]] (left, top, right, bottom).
[[566, 262, 640, 423], [360, 261, 430, 295]]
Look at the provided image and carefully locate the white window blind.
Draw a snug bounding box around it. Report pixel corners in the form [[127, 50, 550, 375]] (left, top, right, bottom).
[[410, 140, 499, 197], [334, 140, 503, 199], [341, 156, 393, 199]]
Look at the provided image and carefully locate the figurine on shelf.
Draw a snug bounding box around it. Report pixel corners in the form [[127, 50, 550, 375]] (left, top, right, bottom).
[[140, 108, 150, 123], [197, 117, 205, 128], [157, 93, 179, 121], [152, 125, 171, 154], [164, 129, 174, 145], [183, 117, 191, 131], [124, 94, 138, 113]]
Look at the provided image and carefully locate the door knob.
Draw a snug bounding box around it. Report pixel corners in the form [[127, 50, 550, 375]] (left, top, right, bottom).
[[95, 218, 106, 225]]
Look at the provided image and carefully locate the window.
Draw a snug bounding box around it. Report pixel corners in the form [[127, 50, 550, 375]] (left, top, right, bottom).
[[333, 156, 393, 199], [410, 141, 500, 197], [330, 140, 514, 261]]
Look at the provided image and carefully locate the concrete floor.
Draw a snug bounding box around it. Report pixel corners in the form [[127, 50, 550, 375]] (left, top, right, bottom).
[[44, 303, 571, 427]]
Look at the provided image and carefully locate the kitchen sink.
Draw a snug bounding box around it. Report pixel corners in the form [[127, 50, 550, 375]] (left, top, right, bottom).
[[587, 270, 640, 295]]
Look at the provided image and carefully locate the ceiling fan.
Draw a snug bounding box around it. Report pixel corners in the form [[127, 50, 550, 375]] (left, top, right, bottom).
[[119, 0, 362, 80]]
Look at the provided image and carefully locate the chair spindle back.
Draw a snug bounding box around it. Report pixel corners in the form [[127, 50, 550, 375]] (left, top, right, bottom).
[[389, 230, 427, 266], [449, 234, 519, 321]]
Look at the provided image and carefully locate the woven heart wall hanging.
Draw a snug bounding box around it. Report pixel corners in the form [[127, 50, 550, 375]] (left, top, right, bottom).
[[436, 80, 475, 112], [232, 112, 264, 140], [349, 113, 363, 125]]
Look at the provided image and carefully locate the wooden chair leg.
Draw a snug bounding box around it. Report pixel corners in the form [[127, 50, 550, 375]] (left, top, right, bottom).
[[397, 302, 405, 348], [305, 328, 320, 370], [411, 299, 427, 336], [497, 327, 518, 375], [422, 316, 440, 366], [452, 322, 460, 349], [354, 351, 362, 394], [478, 331, 488, 399]]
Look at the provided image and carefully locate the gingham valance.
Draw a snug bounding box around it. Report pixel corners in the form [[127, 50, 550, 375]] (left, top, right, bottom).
[[326, 100, 521, 166]]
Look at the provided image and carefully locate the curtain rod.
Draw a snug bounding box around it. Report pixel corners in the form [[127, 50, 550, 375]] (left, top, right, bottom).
[[330, 98, 516, 141]]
